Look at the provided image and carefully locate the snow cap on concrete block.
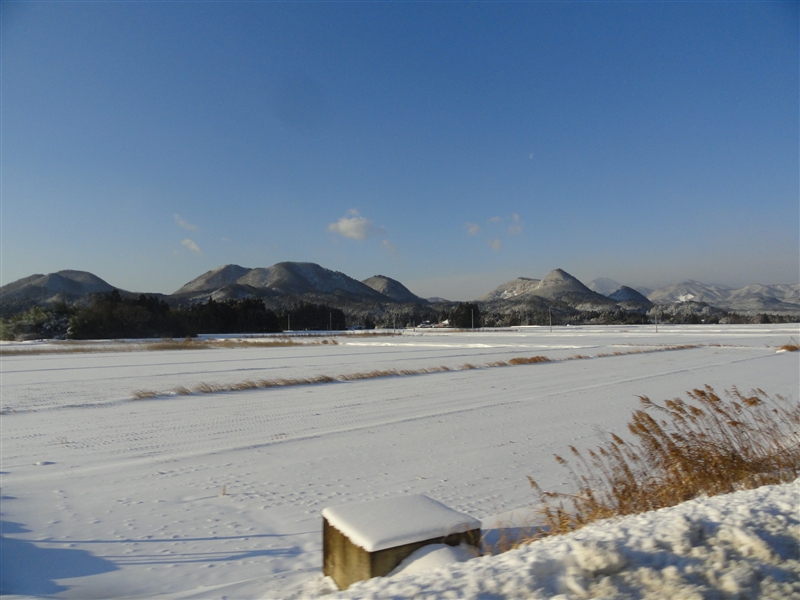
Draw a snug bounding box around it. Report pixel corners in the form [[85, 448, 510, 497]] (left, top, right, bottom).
[[322, 494, 481, 552]]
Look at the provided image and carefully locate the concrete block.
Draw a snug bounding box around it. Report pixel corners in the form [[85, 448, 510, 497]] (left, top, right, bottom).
[[322, 494, 481, 590]]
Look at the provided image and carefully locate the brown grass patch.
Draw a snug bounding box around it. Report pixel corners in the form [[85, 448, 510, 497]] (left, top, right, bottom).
[[193, 382, 225, 394], [0, 336, 340, 355], [527, 386, 800, 542], [337, 369, 400, 381], [230, 380, 259, 391], [125, 343, 701, 401], [508, 356, 550, 365]]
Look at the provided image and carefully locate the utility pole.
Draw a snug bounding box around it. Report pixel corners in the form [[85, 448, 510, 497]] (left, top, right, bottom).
[[549, 307, 552, 333], [329, 312, 332, 333], [471, 309, 474, 330], [288, 314, 290, 332]]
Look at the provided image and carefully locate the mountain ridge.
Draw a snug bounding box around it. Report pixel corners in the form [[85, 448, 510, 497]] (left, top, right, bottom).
[[3, 264, 799, 318]]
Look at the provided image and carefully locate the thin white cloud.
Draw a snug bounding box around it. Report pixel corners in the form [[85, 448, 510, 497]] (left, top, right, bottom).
[[181, 239, 203, 256], [382, 239, 398, 254], [175, 214, 198, 231], [489, 239, 503, 251], [508, 213, 523, 235], [327, 209, 384, 241], [465, 222, 480, 235], [487, 216, 502, 224]]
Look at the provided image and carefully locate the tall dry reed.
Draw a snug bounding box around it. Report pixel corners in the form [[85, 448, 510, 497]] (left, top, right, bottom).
[[527, 386, 800, 538]]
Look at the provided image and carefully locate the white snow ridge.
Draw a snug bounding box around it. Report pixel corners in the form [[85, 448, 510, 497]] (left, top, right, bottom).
[[336, 480, 800, 599]]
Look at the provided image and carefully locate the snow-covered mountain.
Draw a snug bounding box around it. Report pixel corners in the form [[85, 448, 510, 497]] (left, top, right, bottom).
[[481, 269, 615, 309], [587, 277, 623, 296], [648, 280, 732, 305], [3, 264, 799, 317], [173, 262, 392, 302], [608, 286, 652, 305], [173, 264, 251, 295], [362, 275, 426, 304], [479, 277, 540, 302], [648, 281, 800, 313], [0, 270, 119, 307]]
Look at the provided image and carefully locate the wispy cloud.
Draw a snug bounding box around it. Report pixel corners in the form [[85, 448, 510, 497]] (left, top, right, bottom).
[[181, 239, 203, 256], [327, 209, 384, 241], [175, 214, 198, 231], [467, 213, 523, 252], [382, 239, 398, 254]]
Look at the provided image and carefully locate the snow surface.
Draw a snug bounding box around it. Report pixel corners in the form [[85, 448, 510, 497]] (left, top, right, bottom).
[[337, 480, 800, 599], [388, 543, 476, 577], [322, 494, 480, 552], [1, 324, 798, 598]]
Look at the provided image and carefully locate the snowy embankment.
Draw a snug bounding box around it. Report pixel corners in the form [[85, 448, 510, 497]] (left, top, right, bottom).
[[1, 325, 798, 598], [335, 480, 800, 599]]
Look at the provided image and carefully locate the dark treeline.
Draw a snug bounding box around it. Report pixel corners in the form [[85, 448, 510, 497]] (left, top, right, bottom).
[[69, 292, 192, 339], [283, 302, 346, 331], [183, 298, 281, 335], [56, 293, 346, 340], [2, 291, 798, 341], [449, 302, 482, 328]]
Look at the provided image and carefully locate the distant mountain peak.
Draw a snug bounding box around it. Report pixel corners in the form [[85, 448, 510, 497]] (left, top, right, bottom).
[[587, 277, 623, 296], [537, 268, 591, 291], [175, 261, 393, 302], [0, 269, 118, 309], [362, 275, 425, 304], [174, 264, 250, 295], [609, 286, 651, 304], [479, 268, 614, 308]]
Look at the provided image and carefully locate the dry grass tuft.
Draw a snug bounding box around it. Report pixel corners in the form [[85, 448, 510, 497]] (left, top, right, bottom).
[[230, 380, 259, 391], [778, 338, 799, 352], [132, 390, 159, 400], [193, 382, 225, 394], [508, 356, 550, 365], [338, 369, 399, 381], [527, 386, 800, 540]]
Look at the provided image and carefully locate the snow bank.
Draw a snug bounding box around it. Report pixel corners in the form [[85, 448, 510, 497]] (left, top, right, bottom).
[[334, 480, 800, 599]]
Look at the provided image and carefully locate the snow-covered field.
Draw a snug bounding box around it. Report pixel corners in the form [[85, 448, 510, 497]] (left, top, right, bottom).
[[1, 325, 798, 598]]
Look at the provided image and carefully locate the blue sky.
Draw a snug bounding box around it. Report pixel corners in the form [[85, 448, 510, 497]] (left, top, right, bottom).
[[2, 1, 798, 300]]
